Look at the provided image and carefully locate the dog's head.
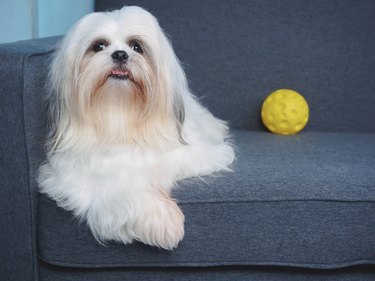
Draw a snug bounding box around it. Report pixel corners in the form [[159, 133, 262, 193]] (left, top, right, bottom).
[[49, 6, 187, 151]]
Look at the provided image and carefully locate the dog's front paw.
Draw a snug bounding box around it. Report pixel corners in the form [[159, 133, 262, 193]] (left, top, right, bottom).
[[133, 190, 185, 250]]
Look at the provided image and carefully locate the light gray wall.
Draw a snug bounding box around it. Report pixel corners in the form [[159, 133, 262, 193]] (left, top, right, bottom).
[[0, 0, 94, 43]]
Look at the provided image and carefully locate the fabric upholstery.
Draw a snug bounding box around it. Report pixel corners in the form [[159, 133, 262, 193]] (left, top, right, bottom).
[[97, 0, 375, 133], [0, 37, 57, 281], [1, 0, 375, 280], [39, 264, 375, 281], [38, 131, 375, 269]]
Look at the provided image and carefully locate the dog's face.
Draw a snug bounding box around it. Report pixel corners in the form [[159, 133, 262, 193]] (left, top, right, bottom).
[[78, 8, 159, 106], [49, 6, 186, 149]]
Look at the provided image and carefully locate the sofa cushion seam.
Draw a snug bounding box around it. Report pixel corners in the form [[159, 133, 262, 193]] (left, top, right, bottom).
[[177, 199, 375, 205], [37, 255, 375, 269], [23, 49, 54, 281]]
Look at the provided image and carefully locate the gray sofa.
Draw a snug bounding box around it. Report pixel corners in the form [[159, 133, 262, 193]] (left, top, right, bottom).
[[1, 0, 375, 280]]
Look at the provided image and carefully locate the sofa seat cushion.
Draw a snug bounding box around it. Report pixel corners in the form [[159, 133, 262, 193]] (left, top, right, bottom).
[[38, 130, 375, 269]]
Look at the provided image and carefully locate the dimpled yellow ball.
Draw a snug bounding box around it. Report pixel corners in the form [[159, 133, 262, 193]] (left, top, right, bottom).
[[261, 89, 309, 135]]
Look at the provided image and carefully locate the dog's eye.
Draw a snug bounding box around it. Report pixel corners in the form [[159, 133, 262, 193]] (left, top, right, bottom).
[[130, 41, 143, 54], [91, 40, 109, 53]]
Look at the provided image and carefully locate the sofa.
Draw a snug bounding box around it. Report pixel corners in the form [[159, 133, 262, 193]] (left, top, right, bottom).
[[1, 0, 375, 280]]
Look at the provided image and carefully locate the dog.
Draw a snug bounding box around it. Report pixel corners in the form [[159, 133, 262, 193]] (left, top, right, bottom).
[[38, 6, 235, 250]]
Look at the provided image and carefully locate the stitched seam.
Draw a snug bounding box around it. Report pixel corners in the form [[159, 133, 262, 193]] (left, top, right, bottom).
[[38, 255, 375, 269], [176, 199, 375, 205], [23, 49, 55, 281]]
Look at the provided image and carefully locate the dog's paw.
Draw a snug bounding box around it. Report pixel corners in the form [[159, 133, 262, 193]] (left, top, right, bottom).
[[196, 143, 235, 176], [133, 190, 185, 250], [216, 142, 235, 168]]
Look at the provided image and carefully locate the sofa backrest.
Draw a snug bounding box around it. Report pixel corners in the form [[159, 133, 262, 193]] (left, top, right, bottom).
[[97, 0, 375, 133]]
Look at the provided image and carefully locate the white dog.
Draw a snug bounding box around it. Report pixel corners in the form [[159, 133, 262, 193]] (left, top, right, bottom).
[[38, 6, 234, 250]]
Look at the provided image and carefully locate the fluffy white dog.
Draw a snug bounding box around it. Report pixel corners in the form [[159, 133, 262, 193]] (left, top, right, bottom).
[[38, 6, 234, 250]]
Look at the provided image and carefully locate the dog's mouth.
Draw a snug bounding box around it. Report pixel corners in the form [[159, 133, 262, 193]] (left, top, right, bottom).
[[106, 67, 142, 90], [109, 69, 130, 80]]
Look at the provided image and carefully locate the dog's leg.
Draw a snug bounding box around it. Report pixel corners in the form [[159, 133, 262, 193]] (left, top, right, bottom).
[[131, 188, 185, 250], [163, 142, 235, 182]]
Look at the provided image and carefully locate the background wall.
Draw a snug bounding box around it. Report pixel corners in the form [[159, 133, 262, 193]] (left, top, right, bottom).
[[0, 0, 94, 44]]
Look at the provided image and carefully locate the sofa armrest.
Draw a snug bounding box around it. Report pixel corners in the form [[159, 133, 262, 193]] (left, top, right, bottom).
[[0, 37, 58, 281]]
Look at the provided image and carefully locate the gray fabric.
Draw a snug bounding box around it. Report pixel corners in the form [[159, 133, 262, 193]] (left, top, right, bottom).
[[0, 42, 34, 281], [98, 0, 375, 133], [1, 0, 375, 279], [0, 37, 57, 281], [38, 131, 375, 269], [176, 131, 375, 202], [39, 264, 375, 281]]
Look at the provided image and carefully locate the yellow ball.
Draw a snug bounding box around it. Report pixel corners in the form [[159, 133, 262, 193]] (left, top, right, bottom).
[[261, 89, 309, 135]]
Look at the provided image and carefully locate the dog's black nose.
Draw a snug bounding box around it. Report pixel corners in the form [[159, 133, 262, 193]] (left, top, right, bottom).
[[111, 50, 128, 62]]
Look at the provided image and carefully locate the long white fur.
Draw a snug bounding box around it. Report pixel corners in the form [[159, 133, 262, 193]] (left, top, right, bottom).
[[38, 6, 235, 250]]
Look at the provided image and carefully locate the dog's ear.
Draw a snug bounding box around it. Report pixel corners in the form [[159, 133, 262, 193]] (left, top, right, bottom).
[[173, 92, 187, 144], [154, 27, 191, 145]]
